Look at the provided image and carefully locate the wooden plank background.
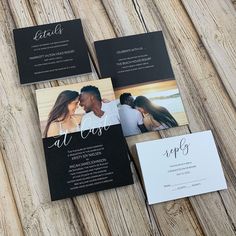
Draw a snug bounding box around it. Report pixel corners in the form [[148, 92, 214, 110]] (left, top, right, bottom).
[[0, 0, 235, 235]]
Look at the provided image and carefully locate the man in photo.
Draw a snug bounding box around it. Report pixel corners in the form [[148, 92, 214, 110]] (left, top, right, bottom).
[[79, 85, 120, 131], [118, 93, 147, 137]]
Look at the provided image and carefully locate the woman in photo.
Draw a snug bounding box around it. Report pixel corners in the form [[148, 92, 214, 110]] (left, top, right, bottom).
[[44, 90, 81, 138], [134, 96, 178, 131]]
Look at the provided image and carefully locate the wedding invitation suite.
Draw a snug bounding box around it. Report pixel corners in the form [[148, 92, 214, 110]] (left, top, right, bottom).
[[136, 131, 227, 204], [36, 78, 133, 201], [95, 32, 188, 137], [14, 19, 91, 84]]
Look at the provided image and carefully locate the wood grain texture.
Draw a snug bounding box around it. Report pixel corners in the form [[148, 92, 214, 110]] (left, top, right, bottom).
[[232, 0, 236, 9], [102, 0, 236, 235], [6, 0, 160, 235], [69, 0, 161, 235], [0, 150, 23, 236], [137, 0, 236, 235], [143, 3, 236, 234], [101, 1, 204, 235], [0, 0, 235, 235], [0, 0, 83, 235], [5, 0, 110, 235], [127, 132, 204, 236], [181, 0, 236, 107]]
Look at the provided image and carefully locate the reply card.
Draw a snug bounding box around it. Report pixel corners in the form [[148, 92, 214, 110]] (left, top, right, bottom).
[[136, 131, 227, 204], [95, 32, 188, 137], [36, 78, 133, 201], [14, 19, 91, 84]]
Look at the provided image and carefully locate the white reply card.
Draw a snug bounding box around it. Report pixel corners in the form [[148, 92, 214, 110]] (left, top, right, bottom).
[[136, 131, 227, 204]]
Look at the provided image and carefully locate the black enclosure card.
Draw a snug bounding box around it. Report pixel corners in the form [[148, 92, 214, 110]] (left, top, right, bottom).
[[13, 19, 91, 84], [43, 125, 132, 200], [94, 31, 174, 88], [36, 78, 133, 201]]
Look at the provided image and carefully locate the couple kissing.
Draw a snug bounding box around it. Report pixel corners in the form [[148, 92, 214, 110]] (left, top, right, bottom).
[[44, 85, 119, 138]]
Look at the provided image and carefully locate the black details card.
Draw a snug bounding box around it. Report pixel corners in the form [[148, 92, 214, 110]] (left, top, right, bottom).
[[36, 78, 133, 201], [94, 31, 174, 88], [13, 19, 91, 84]]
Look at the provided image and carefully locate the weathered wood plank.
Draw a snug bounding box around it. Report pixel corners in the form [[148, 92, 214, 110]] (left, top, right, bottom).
[[67, 0, 162, 235], [12, 0, 160, 235], [181, 0, 236, 107], [101, 1, 207, 236], [126, 131, 204, 236], [144, 2, 236, 232], [69, 0, 204, 235], [232, 0, 236, 9], [0, 0, 84, 235], [0, 150, 24, 236], [5, 0, 109, 235], [109, 0, 236, 235]]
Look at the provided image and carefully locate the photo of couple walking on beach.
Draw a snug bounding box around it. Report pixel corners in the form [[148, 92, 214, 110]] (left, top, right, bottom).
[[36, 78, 119, 138]]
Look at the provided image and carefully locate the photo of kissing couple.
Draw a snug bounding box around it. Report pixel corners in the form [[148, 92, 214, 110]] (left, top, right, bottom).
[[36, 79, 119, 138], [115, 79, 188, 137], [118, 93, 178, 137]]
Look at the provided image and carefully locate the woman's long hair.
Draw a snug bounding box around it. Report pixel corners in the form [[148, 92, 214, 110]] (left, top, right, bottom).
[[44, 90, 79, 138], [134, 96, 178, 128]]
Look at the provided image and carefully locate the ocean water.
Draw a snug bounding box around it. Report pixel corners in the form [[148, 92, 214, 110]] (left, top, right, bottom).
[[116, 90, 186, 114], [152, 96, 185, 113]]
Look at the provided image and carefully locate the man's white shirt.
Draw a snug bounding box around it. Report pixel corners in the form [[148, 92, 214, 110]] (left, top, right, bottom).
[[80, 101, 120, 131], [118, 104, 144, 137]]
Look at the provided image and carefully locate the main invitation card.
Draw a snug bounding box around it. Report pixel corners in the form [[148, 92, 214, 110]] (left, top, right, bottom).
[[36, 78, 133, 201], [136, 131, 227, 204], [95, 32, 188, 137], [14, 19, 91, 84]]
